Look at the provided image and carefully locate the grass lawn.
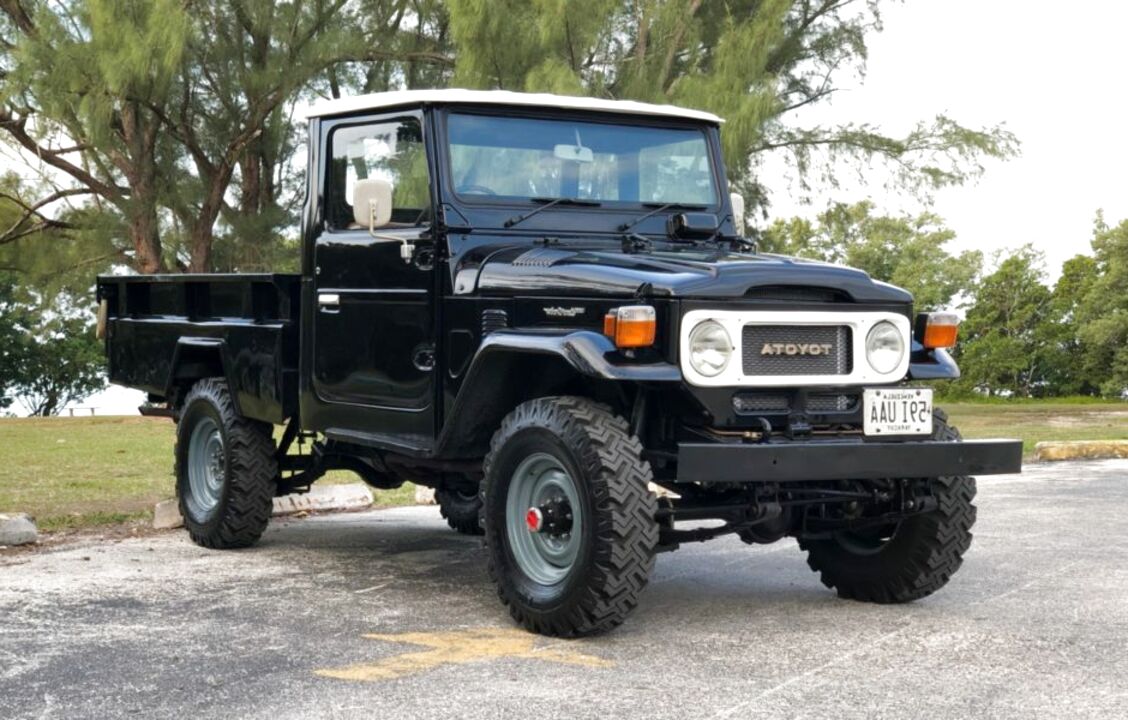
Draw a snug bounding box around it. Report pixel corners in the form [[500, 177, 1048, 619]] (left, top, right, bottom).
[[943, 402, 1128, 456], [1, 402, 1124, 533], [0, 417, 414, 533]]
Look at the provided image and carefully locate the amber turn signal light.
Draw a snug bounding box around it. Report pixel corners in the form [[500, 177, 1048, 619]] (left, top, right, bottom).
[[603, 305, 657, 348], [921, 311, 960, 349]]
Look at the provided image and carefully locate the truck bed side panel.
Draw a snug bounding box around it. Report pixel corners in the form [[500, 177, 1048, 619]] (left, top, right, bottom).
[[97, 274, 300, 424]]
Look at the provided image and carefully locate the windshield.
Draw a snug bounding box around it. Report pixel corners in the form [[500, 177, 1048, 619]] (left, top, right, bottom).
[[447, 113, 717, 206]]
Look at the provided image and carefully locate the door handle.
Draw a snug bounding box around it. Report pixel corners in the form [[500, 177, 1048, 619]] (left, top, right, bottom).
[[318, 293, 340, 308]]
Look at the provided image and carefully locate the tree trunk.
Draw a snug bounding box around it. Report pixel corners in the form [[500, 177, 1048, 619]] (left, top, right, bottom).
[[129, 203, 163, 274], [118, 103, 165, 274], [187, 162, 236, 272]]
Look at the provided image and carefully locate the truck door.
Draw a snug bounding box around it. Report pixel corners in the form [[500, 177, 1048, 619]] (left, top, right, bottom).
[[309, 112, 436, 441]]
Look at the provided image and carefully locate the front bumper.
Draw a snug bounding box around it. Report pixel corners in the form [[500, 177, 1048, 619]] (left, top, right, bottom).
[[675, 438, 1023, 483]]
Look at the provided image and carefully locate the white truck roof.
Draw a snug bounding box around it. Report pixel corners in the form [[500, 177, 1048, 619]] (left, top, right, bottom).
[[303, 89, 723, 124]]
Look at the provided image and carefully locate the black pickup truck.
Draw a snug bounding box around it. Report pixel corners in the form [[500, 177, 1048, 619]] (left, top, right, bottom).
[[98, 89, 1022, 637]]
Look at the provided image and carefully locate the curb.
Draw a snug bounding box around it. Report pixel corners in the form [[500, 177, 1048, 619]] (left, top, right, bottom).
[[153, 483, 375, 530], [1035, 440, 1128, 462]]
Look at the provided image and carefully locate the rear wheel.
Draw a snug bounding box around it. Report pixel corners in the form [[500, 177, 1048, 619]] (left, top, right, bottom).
[[483, 397, 658, 637], [799, 408, 976, 603], [436, 487, 484, 535], [175, 379, 277, 549]]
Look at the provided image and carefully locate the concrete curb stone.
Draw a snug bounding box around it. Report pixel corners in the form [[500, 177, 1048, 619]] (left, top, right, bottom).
[[0, 513, 38, 546], [1035, 440, 1128, 462], [152, 483, 375, 530]]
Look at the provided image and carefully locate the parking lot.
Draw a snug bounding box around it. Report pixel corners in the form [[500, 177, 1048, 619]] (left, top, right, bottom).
[[2, 459, 1126, 719]]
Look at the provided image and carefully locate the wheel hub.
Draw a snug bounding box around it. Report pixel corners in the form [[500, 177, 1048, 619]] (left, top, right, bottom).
[[526, 496, 573, 536], [506, 452, 583, 585], [185, 417, 225, 522]]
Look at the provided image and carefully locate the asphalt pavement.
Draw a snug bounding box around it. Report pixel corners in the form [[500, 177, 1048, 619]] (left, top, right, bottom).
[[2, 459, 1127, 719]]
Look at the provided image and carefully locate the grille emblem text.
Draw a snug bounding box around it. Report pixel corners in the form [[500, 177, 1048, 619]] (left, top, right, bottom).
[[543, 306, 585, 318], [761, 342, 833, 357]]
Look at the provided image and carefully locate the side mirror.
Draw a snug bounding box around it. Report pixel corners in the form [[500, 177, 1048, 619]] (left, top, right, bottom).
[[353, 178, 393, 229], [729, 192, 746, 236], [352, 177, 415, 264]]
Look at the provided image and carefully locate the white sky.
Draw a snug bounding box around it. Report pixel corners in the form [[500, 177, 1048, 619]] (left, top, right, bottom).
[[764, 0, 1128, 279], [55, 0, 1128, 416]]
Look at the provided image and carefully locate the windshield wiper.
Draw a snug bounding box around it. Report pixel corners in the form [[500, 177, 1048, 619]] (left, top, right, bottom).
[[617, 202, 708, 233], [504, 196, 601, 228]]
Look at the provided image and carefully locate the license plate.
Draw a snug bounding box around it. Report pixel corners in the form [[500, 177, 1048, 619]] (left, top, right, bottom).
[[863, 388, 933, 436]]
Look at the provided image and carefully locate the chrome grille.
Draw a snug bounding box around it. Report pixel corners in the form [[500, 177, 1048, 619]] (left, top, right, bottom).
[[741, 325, 852, 376]]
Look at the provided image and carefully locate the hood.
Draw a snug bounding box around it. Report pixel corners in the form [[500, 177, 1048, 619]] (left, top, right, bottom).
[[459, 244, 912, 304]]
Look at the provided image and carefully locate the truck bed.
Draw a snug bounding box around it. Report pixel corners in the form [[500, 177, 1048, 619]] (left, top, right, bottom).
[[96, 273, 301, 424]]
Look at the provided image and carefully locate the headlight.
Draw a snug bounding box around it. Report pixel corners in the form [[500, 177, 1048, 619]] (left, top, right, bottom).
[[865, 321, 905, 374], [688, 321, 733, 377]]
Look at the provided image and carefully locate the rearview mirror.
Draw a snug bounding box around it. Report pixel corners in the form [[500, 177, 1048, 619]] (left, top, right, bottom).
[[553, 144, 594, 163], [353, 177, 393, 229]]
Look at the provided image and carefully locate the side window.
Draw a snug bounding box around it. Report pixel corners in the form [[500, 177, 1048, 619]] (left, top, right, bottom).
[[326, 117, 430, 229]]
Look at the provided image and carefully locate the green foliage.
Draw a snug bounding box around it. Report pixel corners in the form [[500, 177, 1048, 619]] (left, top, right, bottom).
[[1, 0, 189, 272], [11, 313, 105, 416], [0, 274, 21, 409], [0, 173, 127, 298], [1, 0, 453, 273], [446, 0, 1019, 215], [0, 278, 105, 416], [761, 201, 981, 310], [955, 246, 1054, 396], [1075, 215, 1128, 396]]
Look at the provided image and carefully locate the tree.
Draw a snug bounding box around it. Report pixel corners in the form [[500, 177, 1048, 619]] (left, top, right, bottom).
[[1, 0, 454, 274], [761, 201, 981, 310], [0, 0, 189, 273], [11, 313, 104, 416], [0, 274, 104, 415], [1039, 253, 1100, 396], [0, 272, 23, 409], [955, 246, 1054, 397], [446, 0, 1019, 216], [1074, 214, 1128, 396]]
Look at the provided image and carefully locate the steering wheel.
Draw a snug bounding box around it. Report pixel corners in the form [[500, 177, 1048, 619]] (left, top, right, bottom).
[[456, 184, 498, 196]]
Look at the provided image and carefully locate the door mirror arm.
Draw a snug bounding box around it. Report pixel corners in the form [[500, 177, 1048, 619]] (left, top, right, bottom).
[[366, 200, 415, 264]]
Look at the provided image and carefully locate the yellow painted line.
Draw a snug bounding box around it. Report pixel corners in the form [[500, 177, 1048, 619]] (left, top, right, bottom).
[[315, 626, 614, 682]]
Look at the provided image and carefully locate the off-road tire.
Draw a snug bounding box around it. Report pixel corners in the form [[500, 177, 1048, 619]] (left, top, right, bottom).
[[436, 487, 484, 535], [175, 378, 277, 549], [799, 408, 976, 603], [483, 396, 658, 636]]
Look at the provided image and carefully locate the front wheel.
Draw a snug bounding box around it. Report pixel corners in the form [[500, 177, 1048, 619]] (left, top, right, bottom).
[[799, 408, 977, 603], [175, 379, 277, 549], [483, 397, 658, 637]]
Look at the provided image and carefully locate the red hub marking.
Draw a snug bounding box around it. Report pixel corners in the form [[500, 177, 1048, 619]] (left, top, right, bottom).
[[525, 507, 543, 532]]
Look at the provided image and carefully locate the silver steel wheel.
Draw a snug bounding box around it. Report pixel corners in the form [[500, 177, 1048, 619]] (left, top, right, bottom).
[[185, 417, 225, 521], [506, 452, 582, 585]]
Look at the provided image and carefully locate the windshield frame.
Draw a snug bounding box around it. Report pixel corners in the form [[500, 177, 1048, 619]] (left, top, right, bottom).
[[436, 106, 726, 229]]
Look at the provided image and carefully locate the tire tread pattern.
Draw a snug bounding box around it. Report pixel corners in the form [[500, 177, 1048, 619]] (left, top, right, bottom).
[[436, 489, 485, 536], [799, 408, 977, 603], [175, 378, 277, 550], [483, 396, 658, 637]]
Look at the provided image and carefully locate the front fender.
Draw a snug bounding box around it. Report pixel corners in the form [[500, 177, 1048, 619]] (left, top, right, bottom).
[[478, 330, 681, 382], [435, 330, 680, 458]]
